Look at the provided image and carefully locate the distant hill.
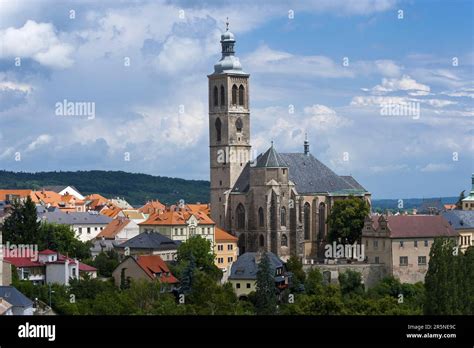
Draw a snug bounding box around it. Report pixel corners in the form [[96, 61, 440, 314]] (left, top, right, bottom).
[[0, 170, 458, 210], [0, 170, 209, 206]]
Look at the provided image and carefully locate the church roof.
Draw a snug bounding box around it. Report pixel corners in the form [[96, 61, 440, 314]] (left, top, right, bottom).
[[279, 153, 366, 195], [255, 144, 287, 168]]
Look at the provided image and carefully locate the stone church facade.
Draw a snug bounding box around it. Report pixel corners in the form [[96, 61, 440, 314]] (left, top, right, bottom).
[[209, 27, 371, 261]]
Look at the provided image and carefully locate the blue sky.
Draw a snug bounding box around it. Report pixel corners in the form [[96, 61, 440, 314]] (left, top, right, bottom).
[[0, 0, 472, 199]]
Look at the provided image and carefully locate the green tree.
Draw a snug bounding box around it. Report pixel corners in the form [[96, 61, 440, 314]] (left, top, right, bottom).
[[327, 196, 370, 243], [305, 268, 323, 296], [424, 237, 460, 314], [37, 222, 91, 259], [285, 255, 306, 292], [338, 269, 364, 296], [255, 252, 277, 315], [180, 254, 196, 294], [2, 196, 40, 244], [455, 190, 465, 209], [88, 250, 120, 277], [177, 235, 221, 280]]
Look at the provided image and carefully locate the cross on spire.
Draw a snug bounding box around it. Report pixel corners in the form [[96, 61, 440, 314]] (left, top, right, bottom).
[[226, 17, 229, 31]]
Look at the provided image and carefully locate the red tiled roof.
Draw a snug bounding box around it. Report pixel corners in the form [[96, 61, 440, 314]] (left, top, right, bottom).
[[372, 215, 457, 238], [139, 200, 166, 214], [39, 249, 56, 255], [79, 263, 97, 272], [96, 218, 130, 239], [140, 210, 214, 226], [135, 255, 178, 284], [215, 227, 238, 242], [4, 257, 42, 268]]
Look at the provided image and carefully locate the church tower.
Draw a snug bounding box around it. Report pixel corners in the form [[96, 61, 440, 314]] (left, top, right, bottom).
[[209, 21, 251, 231]]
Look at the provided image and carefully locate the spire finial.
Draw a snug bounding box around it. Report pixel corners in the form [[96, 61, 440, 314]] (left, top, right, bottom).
[[304, 133, 309, 156], [226, 17, 229, 31], [271, 140, 274, 147]]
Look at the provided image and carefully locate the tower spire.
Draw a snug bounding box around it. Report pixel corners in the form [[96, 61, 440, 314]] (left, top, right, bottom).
[[226, 17, 229, 31], [304, 133, 309, 156]]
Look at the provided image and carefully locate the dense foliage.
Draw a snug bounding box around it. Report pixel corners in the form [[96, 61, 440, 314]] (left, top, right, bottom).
[[0, 170, 209, 205], [327, 196, 370, 243]]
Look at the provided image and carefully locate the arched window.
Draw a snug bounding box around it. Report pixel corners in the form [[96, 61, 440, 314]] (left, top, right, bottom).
[[215, 118, 221, 142], [259, 234, 265, 248], [213, 86, 218, 106], [236, 203, 245, 230], [318, 203, 326, 240], [280, 207, 286, 227], [304, 202, 311, 240], [220, 85, 225, 106], [239, 85, 245, 106], [232, 84, 238, 105], [258, 207, 264, 227], [281, 234, 288, 247], [235, 117, 243, 132]]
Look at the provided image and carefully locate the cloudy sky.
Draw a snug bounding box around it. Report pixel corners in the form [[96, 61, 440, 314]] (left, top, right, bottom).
[[0, 0, 472, 199]]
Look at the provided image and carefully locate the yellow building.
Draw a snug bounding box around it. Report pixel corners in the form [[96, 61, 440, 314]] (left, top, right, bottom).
[[214, 227, 238, 273]]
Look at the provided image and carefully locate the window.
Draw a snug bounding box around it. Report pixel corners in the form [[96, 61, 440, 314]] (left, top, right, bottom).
[[400, 241, 404, 248], [281, 234, 288, 247], [424, 240, 429, 247], [236, 204, 245, 229], [218, 245, 223, 251], [246, 283, 251, 289], [180, 228, 183, 235], [375, 256, 380, 263], [213, 86, 218, 106], [414, 240, 418, 248], [231, 84, 238, 105], [318, 203, 326, 240], [259, 234, 264, 248], [95, 227, 98, 231], [78, 227, 82, 234], [228, 257, 233, 263], [400, 256, 408, 266], [258, 207, 264, 227], [227, 244, 233, 250], [220, 85, 225, 106], [373, 240, 378, 249], [365, 239, 368, 247], [238, 85, 244, 105], [215, 118, 222, 142], [418, 256, 427, 265], [304, 202, 311, 240], [280, 207, 287, 227], [87, 227, 91, 234], [235, 117, 243, 132], [218, 258, 223, 264], [236, 283, 241, 289]]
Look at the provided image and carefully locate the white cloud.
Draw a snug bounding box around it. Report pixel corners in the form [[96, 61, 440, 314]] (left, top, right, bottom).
[[371, 75, 430, 95], [419, 163, 453, 172], [156, 36, 206, 74], [26, 134, 52, 152], [0, 20, 73, 68], [369, 164, 409, 173]]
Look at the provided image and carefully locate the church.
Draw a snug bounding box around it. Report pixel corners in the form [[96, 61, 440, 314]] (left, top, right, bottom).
[[208, 25, 371, 261]]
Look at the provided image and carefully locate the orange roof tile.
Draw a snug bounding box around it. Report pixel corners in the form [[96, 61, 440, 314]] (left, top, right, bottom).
[[0, 190, 33, 201], [97, 218, 130, 239], [135, 255, 178, 284], [186, 204, 211, 215], [140, 210, 214, 226], [215, 227, 238, 242], [100, 206, 122, 218], [139, 200, 166, 214]]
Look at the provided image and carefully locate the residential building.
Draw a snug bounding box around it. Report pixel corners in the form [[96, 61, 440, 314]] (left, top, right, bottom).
[[139, 200, 166, 215], [228, 252, 290, 298], [117, 209, 148, 224], [114, 231, 180, 261], [42, 185, 85, 200], [362, 214, 458, 283], [139, 209, 215, 246], [214, 227, 238, 275], [442, 210, 474, 252], [91, 218, 141, 257], [4, 249, 97, 285], [109, 197, 134, 210], [0, 286, 34, 315], [462, 174, 474, 211], [112, 255, 178, 288], [207, 28, 370, 261], [37, 208, 112, 242]]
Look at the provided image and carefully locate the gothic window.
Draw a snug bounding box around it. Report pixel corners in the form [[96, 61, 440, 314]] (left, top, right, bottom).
[[213, 86, 218, 106], [220, 85, 225, 106], [280, 207, 286, 227], [258, 207, 264, 227], [236, 203, 245, 230], [235, 117, 243, 132], [318, 203, 326, 240], [304, 202, 311, 240], [215, 118, 221, 142], [232, 84, 238, 105], [259, 234, 265, 248], [239, 85, 244, 106], [281, 234, 288, 247]]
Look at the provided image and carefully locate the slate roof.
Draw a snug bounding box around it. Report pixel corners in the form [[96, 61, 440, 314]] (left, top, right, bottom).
[[0, 287, 33, 308], [38, 210, 113, 225], [232, 162, 250, 193], [229, 252, 285, 281], [255, 145, 287, 168], [442, 210, 474, 230], [115, 231, 180, 251]]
